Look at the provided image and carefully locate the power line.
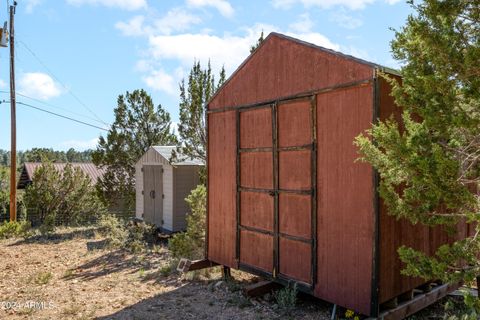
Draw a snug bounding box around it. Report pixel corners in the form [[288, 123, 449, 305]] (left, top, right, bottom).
[[17, 101, 108, 131], [17, 40, 109, 126], [0, 100, 109, 131], [0, 90, 109, 125]]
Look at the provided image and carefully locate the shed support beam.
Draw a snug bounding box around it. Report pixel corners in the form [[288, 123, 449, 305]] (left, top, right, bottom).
[[368, 282, 461, 320], [243, 280, 282, 297], [176, 258, 219, 273]]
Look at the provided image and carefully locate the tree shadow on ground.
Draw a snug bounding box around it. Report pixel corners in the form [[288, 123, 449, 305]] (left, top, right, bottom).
[[8, 227, 98, 246], [94, 276, 334, 320], [64, 246, 170, 282]]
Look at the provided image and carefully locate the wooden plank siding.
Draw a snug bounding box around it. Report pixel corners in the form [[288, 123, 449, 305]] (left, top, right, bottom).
[[207, 33, 376, 314], [208, 34, 373, 110], [206, 32, 471, 317], [207, 111, 237, 268], [314, 84, 375, 315]]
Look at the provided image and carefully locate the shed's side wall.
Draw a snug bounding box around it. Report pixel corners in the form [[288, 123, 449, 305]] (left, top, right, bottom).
[[209, 34, 373, 110], [172, 166, 201, 232], [314, 83, 374, 315], [207, 111, 237, 267], [378, 76, 472, 303]]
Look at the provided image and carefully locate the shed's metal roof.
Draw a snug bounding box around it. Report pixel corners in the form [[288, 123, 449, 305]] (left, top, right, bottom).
[[18, 162, 106, 189], [152, 146, 204, 166]]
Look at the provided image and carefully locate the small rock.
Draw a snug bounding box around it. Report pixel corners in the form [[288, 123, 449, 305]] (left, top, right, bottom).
[[214, 281, 224, 289]]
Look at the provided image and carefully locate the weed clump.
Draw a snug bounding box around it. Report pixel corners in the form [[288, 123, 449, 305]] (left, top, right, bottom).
[[34, 271, 53, 285], [98, 214, 155, 252], [0, 220, 31, 239], [274, 283, 297, 315]]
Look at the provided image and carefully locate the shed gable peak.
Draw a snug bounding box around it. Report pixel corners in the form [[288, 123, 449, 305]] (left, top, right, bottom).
[[208, 32, 375, 110]]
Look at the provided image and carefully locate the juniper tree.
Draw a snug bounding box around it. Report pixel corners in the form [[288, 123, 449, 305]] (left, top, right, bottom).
[[93, 89, 177, 211], [250, 31, 265, 53], [355, 0, 480, 285], [177, 61, 225, 164]]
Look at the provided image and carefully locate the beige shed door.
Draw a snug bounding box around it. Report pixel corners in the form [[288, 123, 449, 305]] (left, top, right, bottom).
[[143, 165, 163, 227]]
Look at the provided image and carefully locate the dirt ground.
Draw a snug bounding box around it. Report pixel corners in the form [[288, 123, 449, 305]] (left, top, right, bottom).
[[0, 227, 463, 319]]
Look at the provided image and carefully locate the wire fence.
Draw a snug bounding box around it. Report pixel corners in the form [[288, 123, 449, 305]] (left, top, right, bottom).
[[0, 205, 134, 227]]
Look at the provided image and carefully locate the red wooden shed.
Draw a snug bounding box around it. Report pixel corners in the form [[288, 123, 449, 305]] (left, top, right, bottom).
[[206, 32, 470, 318]]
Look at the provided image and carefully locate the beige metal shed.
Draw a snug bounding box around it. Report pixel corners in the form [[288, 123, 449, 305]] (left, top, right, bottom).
[[135, 146, 203, 232]]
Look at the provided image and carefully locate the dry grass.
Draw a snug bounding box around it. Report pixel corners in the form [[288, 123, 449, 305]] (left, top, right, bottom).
[[0, 226, 462, 319]]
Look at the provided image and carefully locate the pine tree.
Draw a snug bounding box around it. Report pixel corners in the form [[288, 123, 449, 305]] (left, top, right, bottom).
[[92, 89, 177, 211], [355, 0, 480, 285]]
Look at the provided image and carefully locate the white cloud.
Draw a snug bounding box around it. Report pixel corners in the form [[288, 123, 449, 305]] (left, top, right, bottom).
[[19, 72, 62, 101], [135, 25, 339, 93], [0, 79, 6, 89], [115, 8, 201, 37], [271, 0, 398, 10], [134, 59, 153, 72], [341, 45, 370, 60], [61, 138, 99, 150], [289, 13, 314, 33], [186, 0, 234, 17], [147, 32, 257, 73], [287, 32, 340, 51], [121, 16, 339, 93], [115, 15, 146, 36], [153, 8, 202, 35], [330, 10, 363, 29], [25, 0, 41, 14], [142, 69, 176, 95], [66, 0, 147, 11]]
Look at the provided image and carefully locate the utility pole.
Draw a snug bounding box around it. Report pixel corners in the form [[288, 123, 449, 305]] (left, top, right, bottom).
[[9, 3, 16, 221]]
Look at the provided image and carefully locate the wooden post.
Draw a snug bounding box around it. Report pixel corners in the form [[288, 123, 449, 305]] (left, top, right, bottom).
[[222, 266, 231, 280], [8, 4, 16, 222]]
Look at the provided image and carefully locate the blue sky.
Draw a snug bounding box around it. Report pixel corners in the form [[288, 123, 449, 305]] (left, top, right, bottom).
[[0, 0, 412, 151]]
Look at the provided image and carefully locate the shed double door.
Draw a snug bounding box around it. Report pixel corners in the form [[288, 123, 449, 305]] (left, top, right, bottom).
[[143, 165, 163, 227], [237, 96, 317, 287]]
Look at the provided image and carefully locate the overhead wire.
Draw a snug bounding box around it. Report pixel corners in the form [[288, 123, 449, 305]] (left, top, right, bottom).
[[17, 40, 109, 126], [0, 2, 109, 133], [0, 90, 109, 125], [1, 100, 109, 131]]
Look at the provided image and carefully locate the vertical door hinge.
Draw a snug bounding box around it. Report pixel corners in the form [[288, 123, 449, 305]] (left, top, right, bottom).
[[162, 194, 165, 199], [141, 167, 144, 172]]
